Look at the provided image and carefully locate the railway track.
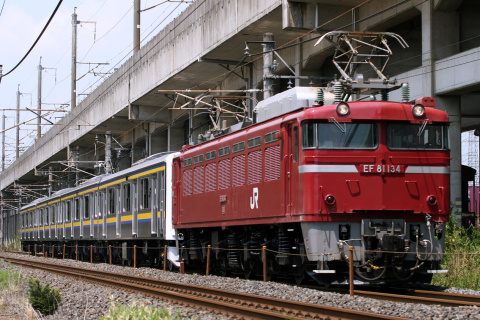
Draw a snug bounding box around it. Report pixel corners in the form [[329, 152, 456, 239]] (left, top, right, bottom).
[[353, 287, 480, 307], [0, 255, 407, 320]]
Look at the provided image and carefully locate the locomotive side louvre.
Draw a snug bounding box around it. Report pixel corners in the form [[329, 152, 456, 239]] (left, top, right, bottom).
[[173, 118, 287, 228]]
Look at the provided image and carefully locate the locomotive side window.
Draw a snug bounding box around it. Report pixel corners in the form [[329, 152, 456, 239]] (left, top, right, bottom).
[[219, 146, 230, 157], [248, 136, 262, 149], [302, 122, 377, 149], [206, 150, 216, 160], [233, 141, 245, 153], [386, 123, 449, 150], [66, 201, 71, 222], [265, 131, 279, 144]]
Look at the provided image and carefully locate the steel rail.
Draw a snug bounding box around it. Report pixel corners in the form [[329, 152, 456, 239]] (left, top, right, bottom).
[[0, 255, 407, 320]]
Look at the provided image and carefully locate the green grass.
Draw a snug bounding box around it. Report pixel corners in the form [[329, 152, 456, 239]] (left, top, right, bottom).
[[100, 298, 185, 320], [0, 267, 22, 290], [431, 216, 480, 290]]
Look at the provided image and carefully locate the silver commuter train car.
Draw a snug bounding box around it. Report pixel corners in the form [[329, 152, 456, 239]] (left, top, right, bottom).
[[15, 152, 180, 266]]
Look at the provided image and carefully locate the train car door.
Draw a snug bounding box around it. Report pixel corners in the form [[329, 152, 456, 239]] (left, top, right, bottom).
[[115, 186, 121, 237], [73, 199, 79, 239], [132, 180, 138, 236], [58, 203, 63, 239], [80, 197, 84, 238], [101, 190, 107, 238], [158, 169, 166, 237], [62, 202, 66, 239], [285, 122, 300, 215], [151, 174, 158, 236], [65, 201, 71, 239], [94, 191, 100, 239]]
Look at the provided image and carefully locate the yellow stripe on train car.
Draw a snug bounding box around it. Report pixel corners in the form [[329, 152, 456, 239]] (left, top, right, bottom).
[[129, 166, 165, 179], [138, 212, 152, 220], [121, 215, 132, 222], [99, 178, 126, 190], [61, 194, 76, 201], [78, 187, 98, 196]]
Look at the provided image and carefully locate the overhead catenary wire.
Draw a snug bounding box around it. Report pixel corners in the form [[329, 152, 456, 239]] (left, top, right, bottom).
[[0, 0, 5, 17], [0, 0, 63, 82]]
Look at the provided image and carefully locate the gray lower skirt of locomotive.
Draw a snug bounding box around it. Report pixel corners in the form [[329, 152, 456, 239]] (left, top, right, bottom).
[[300, 219, 447, 285]]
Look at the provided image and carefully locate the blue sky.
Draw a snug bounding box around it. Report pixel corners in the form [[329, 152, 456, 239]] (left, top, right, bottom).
[[0, 0, 190, 165]]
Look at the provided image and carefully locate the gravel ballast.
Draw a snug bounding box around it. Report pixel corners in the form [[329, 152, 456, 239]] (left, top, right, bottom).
[[1, 252, 479, 319]]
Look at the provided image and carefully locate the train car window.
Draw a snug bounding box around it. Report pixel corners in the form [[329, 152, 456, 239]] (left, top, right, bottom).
[[218, 146, 230, 157], [123, 184, 131, 212], [140, 178, 150, 209], [66, 201, 71, 222], [232, 141, 245, 153], [75, 199, 80, 220], [108, 188, 116, 215], [248, 136, 262, 149], [46, 208, 49, 224], [302, 122, 377, 149], [40, 209, 43, 225], [84, 196, 90, 219], [51, 207, 55, 224], [386, 123, 449, 150]]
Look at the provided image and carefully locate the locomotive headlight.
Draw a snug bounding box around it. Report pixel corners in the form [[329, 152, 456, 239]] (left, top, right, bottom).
[[427, 195, 437, 205], [412, 104, 425, 117], [336, 102, 350, 116], [325, 194, 336, 205]]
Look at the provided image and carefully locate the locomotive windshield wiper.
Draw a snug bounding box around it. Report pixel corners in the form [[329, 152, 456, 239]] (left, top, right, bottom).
[[417, 119, 429, 137], [330, 117, 346, 133]]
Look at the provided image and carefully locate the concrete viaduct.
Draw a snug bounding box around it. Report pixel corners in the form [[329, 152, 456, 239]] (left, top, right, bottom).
[[1, 0, 480, 220]]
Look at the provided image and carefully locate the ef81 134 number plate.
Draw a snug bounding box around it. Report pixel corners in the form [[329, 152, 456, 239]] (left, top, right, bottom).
[[360, 164, 405, 174]]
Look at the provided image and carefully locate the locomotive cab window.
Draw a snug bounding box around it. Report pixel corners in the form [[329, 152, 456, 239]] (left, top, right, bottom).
[[302, 121, 377, 149], [386, 123, 449, 150]]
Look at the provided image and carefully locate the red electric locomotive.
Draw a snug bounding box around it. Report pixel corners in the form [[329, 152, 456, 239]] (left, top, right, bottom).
[[172, 87, 449, 285]]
